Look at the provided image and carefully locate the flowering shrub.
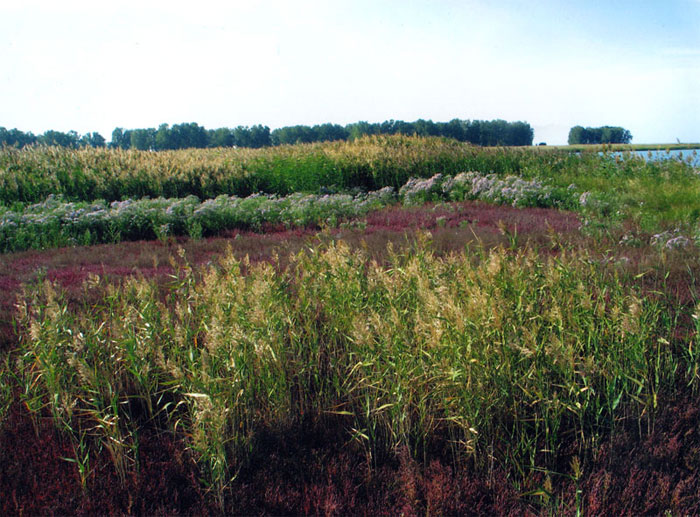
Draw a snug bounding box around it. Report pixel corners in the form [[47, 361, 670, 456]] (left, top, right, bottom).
[[650, 229, 693, 250], [399, 174, 447, 205], [400, 171, 578, 209], [0, 169, 587, 253], [0, 187, 396, 252], [0, 169, 630, 254]]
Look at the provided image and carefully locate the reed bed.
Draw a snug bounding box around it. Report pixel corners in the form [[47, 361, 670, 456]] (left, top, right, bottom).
[[0, 136, 525, 204], [0, 171, 576, 253], [13, 237, 696, 504], [2, 136, 699, 237], [0, 135, 622, 205], [3, 136, 700, 511], [5, 157, 700, 256]]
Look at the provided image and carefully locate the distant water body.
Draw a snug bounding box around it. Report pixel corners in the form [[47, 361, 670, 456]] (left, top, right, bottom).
[[602, 149, 700, 166]]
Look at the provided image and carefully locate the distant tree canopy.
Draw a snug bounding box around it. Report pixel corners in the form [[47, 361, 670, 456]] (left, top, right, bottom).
[[271, 119, 533, 147], [1, 118, 535, 150], [568, 125, 632, 145], [0, 127, 38, 148], [0, 127, 107, 149], [108, 123, 272, 150]]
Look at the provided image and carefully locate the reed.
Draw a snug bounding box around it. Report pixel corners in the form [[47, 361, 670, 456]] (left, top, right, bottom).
[[2, 136, 698, 239], [0, 136, 634, 205], [14, 237, 694, 505]]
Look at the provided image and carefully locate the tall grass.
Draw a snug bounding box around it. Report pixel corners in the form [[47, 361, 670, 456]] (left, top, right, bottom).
[[0, 171, 576, 253], [14, 237, 694, 504], [0, 136, 601, 204], [3, 137, 698, 236]]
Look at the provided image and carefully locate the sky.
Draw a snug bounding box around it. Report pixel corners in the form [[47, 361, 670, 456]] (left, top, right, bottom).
[[1, 0, 699, 145]]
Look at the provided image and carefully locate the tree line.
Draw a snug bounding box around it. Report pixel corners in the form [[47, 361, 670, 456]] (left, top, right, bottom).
[[1, 118, 535, 150], [0, 127, 106, 148], [272, 119, 534, 147], [567, 125, 632, 145]]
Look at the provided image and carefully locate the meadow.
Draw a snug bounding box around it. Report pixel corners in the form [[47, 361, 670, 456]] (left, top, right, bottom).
[[1, 136, 700, 514]]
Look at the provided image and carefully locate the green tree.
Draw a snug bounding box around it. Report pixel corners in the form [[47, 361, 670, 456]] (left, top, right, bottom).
[[130, 128, 155, 150], [80, 132, 106, 148], [271, 125, 315, 145], [0, 127, 37, 147], [155, 124, 174, 150], [207, 127, 234, 148], [248, 125, 271, 148], [414, 119, 439, 137], [110, 128, 132, 149], [347, 121, 378, 140], [465, 120, 481, 144], [569, 125, 632, 145], [506, 121, 534, 146], [39, 130, 80, 148], [443, 119, 465, 141], [171, 122, 207, 149], [314, 123, 348, 142], [568, 125, 585, 145]]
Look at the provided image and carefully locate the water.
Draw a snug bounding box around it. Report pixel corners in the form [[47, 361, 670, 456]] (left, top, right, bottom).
[[603, 148, 700, 166]]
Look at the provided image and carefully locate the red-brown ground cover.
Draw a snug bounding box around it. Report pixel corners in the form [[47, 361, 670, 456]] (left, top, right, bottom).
[[2, 200, 700, 515]]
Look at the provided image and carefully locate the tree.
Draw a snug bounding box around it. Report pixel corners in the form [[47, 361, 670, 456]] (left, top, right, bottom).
[[568, 126, 585, 145], [600, 126, 632, 144], [414, 119, 439, 137], [110, 128, 132, 149], [171, 122, 207, 149], [80, 132, 106, 148], [130, 128, 156, 150], [207, 127, 234, 148], [379, 120, 396, 135], [621, 128, 632, 144], [443, 119, 465, 141], [39, 130, 80, 148], [271, 125, 315, 145], [155, 124, 174, 150], [0, 127, 37, 147], [569, 125, 632, 145], [508, 121, 534, 146], [314, 123, 348, 142], [478, 120, 506, 146], [248, 125, 271, 148], [347, 121, 378, 140], [464, 120, 481, 144]]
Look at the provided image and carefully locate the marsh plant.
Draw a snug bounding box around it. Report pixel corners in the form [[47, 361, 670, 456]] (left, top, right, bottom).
[[399, 171, 578, 209], [0, 168, 573, 253], [0, 136, 545, 205], [0, 187, 395, 252], [0, 166, 583, 254], [15, 237, 694, 504], [3, 136, 700, 252], [4, 164, 700, 254]]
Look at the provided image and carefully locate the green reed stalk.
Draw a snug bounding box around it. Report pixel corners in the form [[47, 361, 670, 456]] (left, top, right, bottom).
[[15, 237, 691, 505]]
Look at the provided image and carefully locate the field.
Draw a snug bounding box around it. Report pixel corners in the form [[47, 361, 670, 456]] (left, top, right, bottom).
[[1, 136, 700, 515]]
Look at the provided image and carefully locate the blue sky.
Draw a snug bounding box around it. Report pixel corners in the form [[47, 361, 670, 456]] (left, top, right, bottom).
[[1, 0, 699, 144]]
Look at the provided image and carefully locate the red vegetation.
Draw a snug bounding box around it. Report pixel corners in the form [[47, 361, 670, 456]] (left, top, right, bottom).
[[2, 201, 700, 514], [4, 393, 699, 515], [0, 398, 211, 515], [580, 394, 700, 515]]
